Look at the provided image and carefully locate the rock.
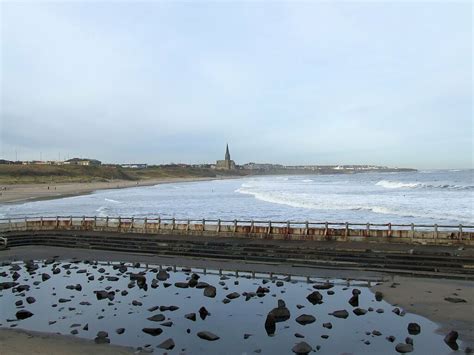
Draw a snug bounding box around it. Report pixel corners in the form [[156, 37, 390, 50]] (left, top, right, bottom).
[[265, 313, 276, 336], [405, 337, 413, 345], [269, 300, 291, 322], [83, 324, 88, 331], [121, 290, 128, 296], [175, 282, 189, 289], [116, 328, 125, 334], [197, 331, 220, 341], [330, 310, 349, 319], [70, 329, 78, 335], [321, 334, 329, 339], [95, 290, 114, 301], [372, 330, 382, 336], [196, 282, 209, 289], [42, 273, 51, 282], [395, 343, 413, 353], [295, 333, 305, 338], [94, 331, 110, 344], [407, 323, 421, 335], [160, 305, 179, 311], [58, 298, 71, 303], [204, 286, 217, 298], [16, 310, 33, 320], [226, 292, 240, 299], [292, 341, 313, 354], [161, 321, 173, 327], [313, 283, 333, 290], [106, 276, 119, 282], [132, 300, 142, 306], [142, 328, 163, 336], [323, 322, 332, 329], [199, 307, 210, 320], [147, 314, 165, 322], [185, 313, 196, 321], [188, 278, 198, 287], [158, 338, 175, 350], [327, 290, 335, 295], [295, 314, 316, 325], [353, 308, 367, 316], [392, 307, 401, 315], [444, 330, 459, 350], [376, 308, 384, 313], [244, 333, 252, 339], [386, 335, 396, 342], [306, 291, 323, 305], [352, 289, 361, 295], [15, 300, 23, 306], [276, 281, 284, 287], [26, 297, 36, 304], [156, 270, 169, 281], [375, 291, 383, 301], [348, 295, 359, 307], [444, 297, 466, 303]]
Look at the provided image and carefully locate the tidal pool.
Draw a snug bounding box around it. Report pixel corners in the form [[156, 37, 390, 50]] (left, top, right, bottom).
[[0, 259, 450, 354]]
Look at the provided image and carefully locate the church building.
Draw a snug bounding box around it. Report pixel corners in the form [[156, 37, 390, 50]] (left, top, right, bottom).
[[216, 144, 236, 170]]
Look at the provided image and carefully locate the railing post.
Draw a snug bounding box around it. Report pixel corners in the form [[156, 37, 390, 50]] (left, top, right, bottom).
[[250, 220, 254, 234], [105, 216, 109, 228], [459, 224, 463, 240], [217, 219, 221, 233], [366, 223, 370, 237], [40, 216, 43, 228], [24, 217, 27, 230], [324, 222, 328, 236], [202, 218, 206, 232], [345, 222, 349, 239], [187, 219, 190, 232], [158, 216, 161, 230], [131, 217, 135, 230], [388, 223, 392, 237], [94, 216, 97, 229], [56, 216, 59, 228], [172, 218, 175, 231], [144, 217, 147, 232], [118, 216, 121, 229], [267, 221, 272, 236], [434, 224, 438, 243], [411, 223, 415, 240], [286, 221, 290, 239], [233, 219, 237, 233], [82, 215, 85, 228], [305, 221, 309, 236]]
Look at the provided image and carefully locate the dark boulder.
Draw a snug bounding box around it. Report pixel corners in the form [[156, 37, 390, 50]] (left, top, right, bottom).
[[295, 314, 316, 325], [306, 291, 323, 305], [142, 328, 163, 336], [407, 323, 421, 335], [292, 341, 313, 354], [330, 310, 349, 319], [197, 331, 220, 341], [16, 310, 34, 320]]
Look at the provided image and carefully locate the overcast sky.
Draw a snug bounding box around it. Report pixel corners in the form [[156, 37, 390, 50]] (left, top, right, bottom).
[[0, 1, 472, 168]]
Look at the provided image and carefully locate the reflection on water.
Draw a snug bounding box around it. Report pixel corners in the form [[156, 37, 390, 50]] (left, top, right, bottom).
[[0, 260, 448, 354]]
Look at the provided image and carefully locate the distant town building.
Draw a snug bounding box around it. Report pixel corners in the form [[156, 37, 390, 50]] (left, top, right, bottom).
[[215, 144, 236, 170], [65, 158, 101, 166]]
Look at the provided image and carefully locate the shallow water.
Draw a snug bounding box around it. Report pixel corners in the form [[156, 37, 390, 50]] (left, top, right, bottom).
[[0, 260, 451, 354]]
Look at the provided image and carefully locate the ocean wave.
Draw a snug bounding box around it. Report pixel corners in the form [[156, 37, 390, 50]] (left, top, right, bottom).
[[302, 179, 313, 183], [104, 198, 121, 203], [376, 180, 473, 190], [235, 187, 472, 223]]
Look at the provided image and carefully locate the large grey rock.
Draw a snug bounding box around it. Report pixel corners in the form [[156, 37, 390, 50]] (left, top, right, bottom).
[[158, 338, 175, 350], [142, 328, 163, 336], [197, 331, 220, 341], [295, 314, 316, 325], [330, 310, 349, 319], [147, 314, 165, 322], [204, 286, 216, 298], [16, 310, 34, 320], [306, 291, 323, 305], [292, 341, 313, 354], [395, 343, 413, 353]]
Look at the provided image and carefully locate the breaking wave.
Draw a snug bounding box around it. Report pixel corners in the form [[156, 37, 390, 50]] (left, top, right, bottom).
[[376, 180, 473, 190]]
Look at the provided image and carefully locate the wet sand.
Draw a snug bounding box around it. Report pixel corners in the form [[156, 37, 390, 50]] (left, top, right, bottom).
[[0, 246, 472, 354], [0, 177, 222, 204]]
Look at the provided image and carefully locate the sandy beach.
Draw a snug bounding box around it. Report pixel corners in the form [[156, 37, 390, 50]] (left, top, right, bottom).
[[0, 177, 222, 204], [0, 246, 472, 354]]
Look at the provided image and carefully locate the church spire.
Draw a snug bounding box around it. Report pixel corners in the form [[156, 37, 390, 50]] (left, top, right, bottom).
[[225, 143, 230, 161]]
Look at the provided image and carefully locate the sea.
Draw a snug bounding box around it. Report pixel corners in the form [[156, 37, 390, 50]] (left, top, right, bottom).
[[0, 170, 473, 226]]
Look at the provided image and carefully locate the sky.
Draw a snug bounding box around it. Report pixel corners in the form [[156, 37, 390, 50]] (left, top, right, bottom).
[[0, 1, 472, 169]]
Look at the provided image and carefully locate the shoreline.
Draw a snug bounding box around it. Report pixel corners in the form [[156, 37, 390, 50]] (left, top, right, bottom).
[[0, 246, 472, 353], [0, 176, 239, 205]]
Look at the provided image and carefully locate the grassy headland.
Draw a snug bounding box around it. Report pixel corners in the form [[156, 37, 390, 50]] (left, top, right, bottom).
[[0, 164, 243, 185]]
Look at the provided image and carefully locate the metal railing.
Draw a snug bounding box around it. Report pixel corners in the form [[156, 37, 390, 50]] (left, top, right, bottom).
[[0, 215, 473, 241]]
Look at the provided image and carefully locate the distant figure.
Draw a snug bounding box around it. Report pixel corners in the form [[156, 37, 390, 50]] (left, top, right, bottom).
[[47, 186, 50, 190]]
